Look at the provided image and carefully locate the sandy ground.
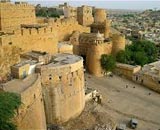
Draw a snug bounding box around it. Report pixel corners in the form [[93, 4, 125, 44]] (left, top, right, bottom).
[[85, 73, 160, 130], [62, 102, 115, 130]]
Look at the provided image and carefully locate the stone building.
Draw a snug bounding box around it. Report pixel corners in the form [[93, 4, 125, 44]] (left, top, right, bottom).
[[133, 61, 160, 93], [2, 74, 46, 130], [115, 63, 141, 79], [0, 1, 90, 78], [77, 5, 94, 26], [70, 8, 126, 76], [0, 1, 36, 32], [2, 52, 85, 129], [63, 5, 77, 18], [36, 53, 85, 124]]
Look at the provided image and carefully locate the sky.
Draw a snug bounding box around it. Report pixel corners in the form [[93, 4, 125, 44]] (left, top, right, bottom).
[[12, 0, 160, 10]]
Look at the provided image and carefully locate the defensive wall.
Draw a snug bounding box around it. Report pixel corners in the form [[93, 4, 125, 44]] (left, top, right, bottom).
[[0, 45, 21, 79], [94, 9, 107, 23], [46, 17, 90, 41], [133, 61, 160, 93], [111, 34, 126, 55], [114, 63, 141, 80], [36, 53, 85, 124], [70, 32, 113, 77], [86, 41, 112, 77], [77, 5, 94, 26], [0, 2, 36, 32], [0, 26, 58, 54], [2, 74, 46, 130]]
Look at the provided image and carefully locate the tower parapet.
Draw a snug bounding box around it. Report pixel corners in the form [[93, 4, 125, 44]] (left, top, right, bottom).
[[77, 5, 94, 26], [94, 8, 107, 23], [111, 34, 126, 55]]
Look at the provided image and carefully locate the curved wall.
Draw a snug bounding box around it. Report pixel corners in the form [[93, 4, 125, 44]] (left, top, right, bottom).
[[38, 57, 85, 124], [111, 34, 125, 55], [94, 9, 106, 23], [13, 74, 46, 130], [86, 42, 112, 77]]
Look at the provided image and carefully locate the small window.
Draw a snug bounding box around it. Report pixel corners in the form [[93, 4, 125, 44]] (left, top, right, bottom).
[[8, 42, 12, 45]]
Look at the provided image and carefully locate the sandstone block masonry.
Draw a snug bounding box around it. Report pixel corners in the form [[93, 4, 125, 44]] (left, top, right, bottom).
[[0, 1, 90, 79], [2, 74, 46, 130], [0, 1, 36, 32], [36, 53, 85, 124]]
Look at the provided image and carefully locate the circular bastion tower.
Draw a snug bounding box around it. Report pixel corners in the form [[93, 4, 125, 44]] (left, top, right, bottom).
[[104, 19, 111, 38], [36, 53, 85, 124], [86, 32, 112, 77], [94, 8, 107, 23], [111, 34, 126, 55]]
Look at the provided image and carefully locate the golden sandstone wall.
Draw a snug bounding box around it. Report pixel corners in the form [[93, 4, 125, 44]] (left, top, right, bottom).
[[0, 2, 36, 32], [0, 27, 58, 54], [94, 9, 107, 23], [3, 74, 46, 130], [77, 6, 94, 26], [86, 42, 112, 77], [0, 45, 21, 79], [36, 56, 85, 124], [111, 34, 126, 55], [15, 75, 46, 130], [133, 73, 160, 93], [50, 18, 90, 41]]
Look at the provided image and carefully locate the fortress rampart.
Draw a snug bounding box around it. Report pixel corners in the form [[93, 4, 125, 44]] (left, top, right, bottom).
[[86, 42, 112, 77], [0, 45, 21, 79], [94, 9, 107, 23], [2, 74, 46, 130], [0, 2, 36, 32], [111, 34, 126, 55], [0, 26, 58, 54], [36, 54, 85, 124]]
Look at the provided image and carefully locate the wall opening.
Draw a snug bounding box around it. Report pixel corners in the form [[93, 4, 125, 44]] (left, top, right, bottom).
[[81, 55, 86, 68]]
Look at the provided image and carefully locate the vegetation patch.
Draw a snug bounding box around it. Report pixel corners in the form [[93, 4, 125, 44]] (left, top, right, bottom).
[[116, 40, 158, 66], [0, 92, 21, 130], [100, 54, 116, 72]]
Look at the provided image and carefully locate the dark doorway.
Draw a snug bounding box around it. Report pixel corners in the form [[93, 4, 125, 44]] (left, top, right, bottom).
[[81, 55, 86, 68]]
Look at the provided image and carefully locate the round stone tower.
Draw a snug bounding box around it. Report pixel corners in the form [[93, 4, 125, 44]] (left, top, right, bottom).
[[111, 34, 126, 55], [94, 9, 107, 23], [86, 32, 112, 77], [104, 19, 111, 38]]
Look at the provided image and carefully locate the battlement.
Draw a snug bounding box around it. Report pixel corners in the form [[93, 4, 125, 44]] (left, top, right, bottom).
[[20, 26, 54, 36], [0, 1, 34, 8]]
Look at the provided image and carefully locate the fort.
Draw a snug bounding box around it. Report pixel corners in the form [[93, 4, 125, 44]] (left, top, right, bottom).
[[0, 1, 126, 130]]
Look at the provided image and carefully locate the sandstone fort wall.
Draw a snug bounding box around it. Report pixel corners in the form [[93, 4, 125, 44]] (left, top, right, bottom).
[[0, 27, 58, 54], [15, 74, 46, 130], [0, 45, 21, 79], [86, 42, 112, 77], [94, 9, 106, 23], [36, 58, 85, 124], [111, 34, 126, 55], [0, 2, 36, 32]]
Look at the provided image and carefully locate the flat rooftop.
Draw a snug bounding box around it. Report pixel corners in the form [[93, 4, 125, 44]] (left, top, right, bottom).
[[2, 74, 38, 94], [43, 53, 82, 68], [13, 60, 37, 68], [21, 51, 49, 58]]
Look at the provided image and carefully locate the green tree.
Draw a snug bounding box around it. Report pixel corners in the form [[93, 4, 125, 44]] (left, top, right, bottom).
[[116, 39, 158, 66], [116, 50, 131, 64], [0, 92, 21, 130], [133, 51, 148, 66], [100, 54, 116, 72]]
